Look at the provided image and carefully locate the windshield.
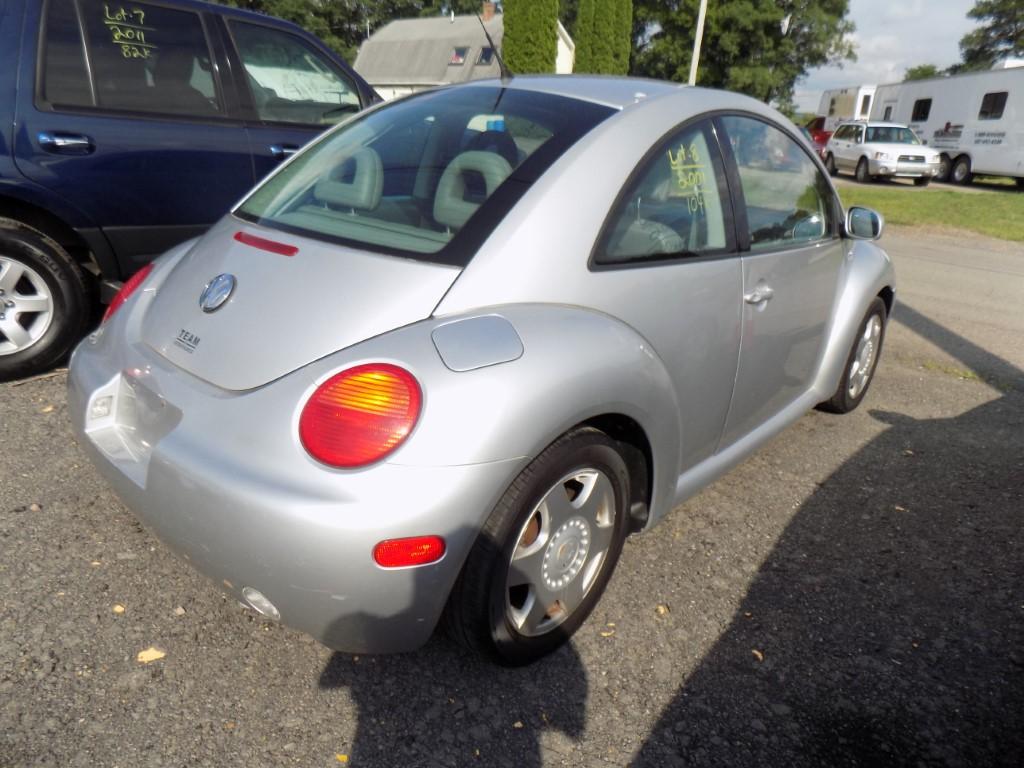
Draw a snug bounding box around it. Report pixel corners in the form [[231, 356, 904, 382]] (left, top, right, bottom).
[[866, 126, 921, 145], [236, 86, 615, 266]]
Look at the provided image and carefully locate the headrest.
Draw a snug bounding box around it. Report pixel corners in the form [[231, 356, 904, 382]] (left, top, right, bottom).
[[467, 129, 520, 167], [314, 147, 383, 211], [433, 151, 512, 230]]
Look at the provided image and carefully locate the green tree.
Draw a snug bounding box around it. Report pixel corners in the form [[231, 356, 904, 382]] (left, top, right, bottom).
[[632, 1, 855, 107], [503, 0, 559, 73], [959, 0, 1024, 70], [904, 64, 941, 81], [575, 0, 632, 74]]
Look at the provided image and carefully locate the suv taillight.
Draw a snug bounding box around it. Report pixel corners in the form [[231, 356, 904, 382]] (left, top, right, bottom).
[[102, 263, 154, 324], [299, 364, 421, 468]]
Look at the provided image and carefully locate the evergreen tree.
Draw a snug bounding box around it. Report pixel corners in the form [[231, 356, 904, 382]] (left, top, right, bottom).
[[612, 0, 633, 75], [959, 0, 1024, 70], [503, 0, 558, 74], [574, 0, 596, 72]]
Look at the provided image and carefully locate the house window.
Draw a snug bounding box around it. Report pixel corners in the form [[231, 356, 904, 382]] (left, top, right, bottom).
[[477, 47, 495, 65], [978, 91, 1007, 120], [449, 47, 469, 65], [911, 98, 932, 122]]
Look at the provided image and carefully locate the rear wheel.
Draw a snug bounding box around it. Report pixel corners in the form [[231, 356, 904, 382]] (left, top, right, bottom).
[[0, 225, 91, 381], [1015, 177, 1024, 190], [855, 157, 872, 184], [951, 155, 973, 185], [825, 153, 838, 177], [444, 427, 630, 666], [818, 297, 887, 414]]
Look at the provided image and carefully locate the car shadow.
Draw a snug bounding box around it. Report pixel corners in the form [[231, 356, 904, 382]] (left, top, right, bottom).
[[633, 305, 1024, 766], [316, 531, 588, 768]]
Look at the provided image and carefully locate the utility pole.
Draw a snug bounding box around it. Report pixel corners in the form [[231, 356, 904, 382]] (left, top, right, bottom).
[[688, 0, 708, 86]]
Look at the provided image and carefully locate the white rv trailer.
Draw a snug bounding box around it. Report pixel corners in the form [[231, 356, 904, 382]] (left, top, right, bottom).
[[816, 84, 877, 133], [869, 62, 1023, 185]]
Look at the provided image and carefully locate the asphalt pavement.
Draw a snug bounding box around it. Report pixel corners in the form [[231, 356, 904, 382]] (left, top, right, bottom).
[[2, 226, 1022, 767]]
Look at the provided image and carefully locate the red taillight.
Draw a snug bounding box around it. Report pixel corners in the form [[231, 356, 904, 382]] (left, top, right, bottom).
[[299, 363, 421, 468], [373, 536, 446, 568], [102, 262, 155, 324]]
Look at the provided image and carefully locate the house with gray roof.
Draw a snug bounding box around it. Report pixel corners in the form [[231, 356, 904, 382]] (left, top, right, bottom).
[[354, 4, 575, 101]]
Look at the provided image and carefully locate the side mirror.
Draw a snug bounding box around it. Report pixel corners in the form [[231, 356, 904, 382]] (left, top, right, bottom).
[[845, 206, 884, 240]]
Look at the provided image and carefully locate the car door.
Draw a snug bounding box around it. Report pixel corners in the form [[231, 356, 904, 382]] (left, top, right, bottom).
[[715, 114, 844, 449], [218, 15, 374, 184], [831, 125, 852, 169], [13, 0, 255, 271], [589, 119, 743, 471]]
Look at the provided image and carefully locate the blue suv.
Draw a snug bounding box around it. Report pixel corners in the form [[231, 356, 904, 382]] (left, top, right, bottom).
[[0, 0, 377, 379]]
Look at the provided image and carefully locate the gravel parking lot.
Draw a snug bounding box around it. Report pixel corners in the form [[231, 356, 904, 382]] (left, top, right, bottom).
[[2, 226, 1022, 768]]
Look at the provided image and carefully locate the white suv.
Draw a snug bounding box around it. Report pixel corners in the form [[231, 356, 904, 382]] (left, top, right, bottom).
[[825, 121, 942, 186]]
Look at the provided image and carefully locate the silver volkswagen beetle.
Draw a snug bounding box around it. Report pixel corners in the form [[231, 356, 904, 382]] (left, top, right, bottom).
[[68, 77, 894, 666]]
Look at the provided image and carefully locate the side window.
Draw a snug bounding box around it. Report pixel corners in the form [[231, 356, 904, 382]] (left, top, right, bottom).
[[912, 98, 932, 122], [41, 0, 93, 106], [721, 115, 833, 252], [883, 106, 893, 121], [833, 125, 847, 140], [67, 0, 222, 116], [978, 92, 1007, 120], [230, 22, 361, 126], [854, 127, 864, 144], [594, 120, 731, 265]]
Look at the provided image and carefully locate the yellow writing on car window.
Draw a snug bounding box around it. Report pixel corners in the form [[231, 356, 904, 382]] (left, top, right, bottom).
[[103, 4, 157, 59], [666, 142, 708, 214]]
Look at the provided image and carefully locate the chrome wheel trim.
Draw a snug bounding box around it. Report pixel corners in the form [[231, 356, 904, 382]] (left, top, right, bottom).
[[952, 159, 969, 183], [504, 468, 617, 638], [0, 256, 54, 356], [847, 314, 882, 399]]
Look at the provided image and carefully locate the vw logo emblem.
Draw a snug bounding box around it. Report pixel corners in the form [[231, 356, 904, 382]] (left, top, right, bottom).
[[199, 274, 236, 313]]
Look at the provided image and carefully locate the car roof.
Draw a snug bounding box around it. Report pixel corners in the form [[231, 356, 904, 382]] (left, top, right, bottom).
[[457, 75, 686, 111], [838, 121, 910, 129]]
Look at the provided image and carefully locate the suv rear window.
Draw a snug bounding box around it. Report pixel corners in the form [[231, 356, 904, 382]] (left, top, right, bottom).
[[40, 0, 222, 117], [235, 86, 614, 266]]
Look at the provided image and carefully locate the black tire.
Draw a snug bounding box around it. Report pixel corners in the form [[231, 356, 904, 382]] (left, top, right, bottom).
[[818, 297, 887, 414], [855, 157, 872, 184], [444, 427, 631, 666], [0, 225, 92, 382], [951, 155, 973, 185], [914, 177, 931, 187], [935, 155, 951, 182], [825, 153, 837, 177], [1015, 177, 1024, 190]]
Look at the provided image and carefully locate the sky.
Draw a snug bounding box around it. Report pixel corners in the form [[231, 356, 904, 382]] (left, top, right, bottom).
[[794, 0, 979, 112]]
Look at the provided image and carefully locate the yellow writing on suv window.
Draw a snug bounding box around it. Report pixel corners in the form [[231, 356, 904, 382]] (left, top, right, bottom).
[[666, 142, 708, 215], [103, 4, 157, 59]]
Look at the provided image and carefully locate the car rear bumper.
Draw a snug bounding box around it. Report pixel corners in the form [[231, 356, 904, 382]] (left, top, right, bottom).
[[67, 331, 521, 654]]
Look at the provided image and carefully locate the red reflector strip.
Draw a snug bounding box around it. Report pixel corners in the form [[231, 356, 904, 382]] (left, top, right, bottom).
[[373, 536, 446, 568], [233, 230, 298, 257]]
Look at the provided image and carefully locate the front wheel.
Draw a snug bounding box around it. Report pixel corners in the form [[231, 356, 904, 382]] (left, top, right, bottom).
[[935, 155, 951, 182], [855, 157, 872, 184], [818, 297, 887, 414], [445, 427, 631, 665], [951, 155, 973, 185], [0, 226, 91, 382]]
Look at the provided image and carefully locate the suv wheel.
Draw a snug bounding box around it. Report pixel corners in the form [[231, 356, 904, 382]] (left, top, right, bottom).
[[935, 155, 951, 182], [0, 225, 92, 382], [825, 153, 838, 177], [855, 158, 872, 184]]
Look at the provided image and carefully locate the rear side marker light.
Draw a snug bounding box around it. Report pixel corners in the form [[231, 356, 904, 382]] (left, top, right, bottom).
[[233, 231, 298, 257], [102, 262, 154, 324], [299, 363, 422, 468], [373, 536, 446, 568]]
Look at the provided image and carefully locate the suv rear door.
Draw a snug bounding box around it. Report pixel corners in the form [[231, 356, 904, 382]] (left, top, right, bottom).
[[217, 14, 377, 184], [13, 0, 255, 272]]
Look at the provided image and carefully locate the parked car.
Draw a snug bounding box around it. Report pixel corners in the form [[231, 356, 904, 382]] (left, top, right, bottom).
[[69, 77, 894, 666], [800, 125, 828, 159], [803, 115, 832, 145], [0, 0, 377, 381], [825, 121, 942, 185]]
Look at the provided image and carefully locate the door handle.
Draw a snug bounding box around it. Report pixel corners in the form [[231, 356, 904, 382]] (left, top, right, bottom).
[[744, 284, 774, 305], [269, 144, 298, 159], [38, 131, 95, 155]]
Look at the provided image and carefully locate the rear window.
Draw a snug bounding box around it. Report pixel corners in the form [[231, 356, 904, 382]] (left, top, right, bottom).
[[235, 86, 614, 266]]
